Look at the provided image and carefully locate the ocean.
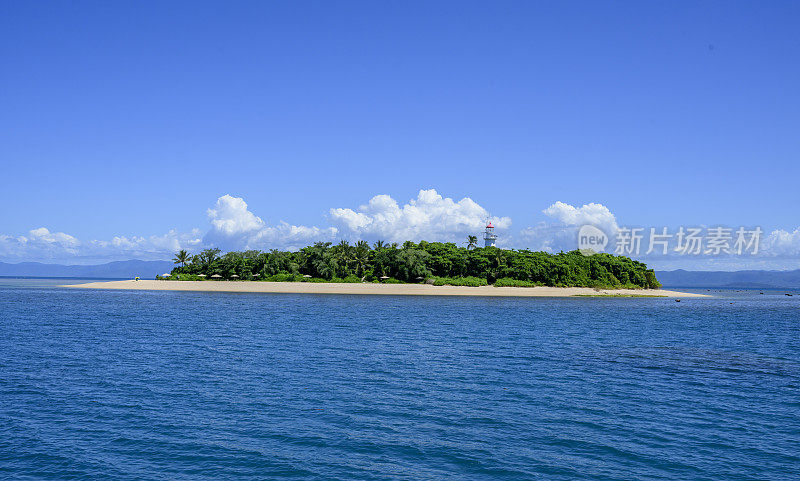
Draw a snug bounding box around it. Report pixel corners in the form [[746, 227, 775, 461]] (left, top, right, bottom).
[[1, 279, 798, 480]]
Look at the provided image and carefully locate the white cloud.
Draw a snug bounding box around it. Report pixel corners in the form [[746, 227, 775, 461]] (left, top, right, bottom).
[[204, 194, 337, 250], [26, 227, 81, 248], [3, 192, 800, 272], [0, 227, 82, 260], [329, 189, 511, 242], [762, 227, 800, 257], [519, 201, 619, 252], [643, 230, 800, 270], [207, 195, 266, 237], [100, 229, 203, 256], [0, 194, 337, 263], [0, 227, 202, 264], [542, 201, 619, 234]]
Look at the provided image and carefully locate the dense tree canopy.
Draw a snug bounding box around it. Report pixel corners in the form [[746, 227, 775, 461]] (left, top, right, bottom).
[[170, 240, 661, 289]]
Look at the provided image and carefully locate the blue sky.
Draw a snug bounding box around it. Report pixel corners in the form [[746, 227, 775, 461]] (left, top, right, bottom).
[[1, 1, 799, 269]]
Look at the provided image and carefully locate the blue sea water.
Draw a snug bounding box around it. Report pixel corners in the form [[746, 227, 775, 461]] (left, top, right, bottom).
[[1, 280, 798, 480]]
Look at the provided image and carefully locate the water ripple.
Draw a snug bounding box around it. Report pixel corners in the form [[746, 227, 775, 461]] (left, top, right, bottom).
[[1, 285, 798, 480]]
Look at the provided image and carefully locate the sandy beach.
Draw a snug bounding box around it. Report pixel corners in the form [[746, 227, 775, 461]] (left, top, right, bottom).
[[65, 280, 707, 297]]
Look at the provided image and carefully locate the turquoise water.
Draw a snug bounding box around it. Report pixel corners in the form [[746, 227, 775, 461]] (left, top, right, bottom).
[[1, 280, 798, 480]]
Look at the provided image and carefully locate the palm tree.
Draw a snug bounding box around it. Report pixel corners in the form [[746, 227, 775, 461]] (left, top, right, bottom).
[[466, 235, 478, 250], [334, 240, 352, 277], [173, 249, 191, 266], [492, 250, 505, 279], [199, 248, 221, 269], [300, 242, 331, 277], [395, 249, 431, 282], [353, 241, 371, 279], [314, 255, 337, 280]]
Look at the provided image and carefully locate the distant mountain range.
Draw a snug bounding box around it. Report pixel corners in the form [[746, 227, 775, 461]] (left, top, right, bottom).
[[0, 260, 174, 279], [656, 269, 800, 289]]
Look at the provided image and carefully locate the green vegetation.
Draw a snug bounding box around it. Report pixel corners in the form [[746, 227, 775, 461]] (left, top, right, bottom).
[[494, 278, 544, 288], [169, 240, 661, 289], [431, 276, 488, 287], [172, 249, 191, 267]]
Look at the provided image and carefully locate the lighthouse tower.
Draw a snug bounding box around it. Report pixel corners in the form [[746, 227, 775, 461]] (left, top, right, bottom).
[[484, 221, 497, 247]]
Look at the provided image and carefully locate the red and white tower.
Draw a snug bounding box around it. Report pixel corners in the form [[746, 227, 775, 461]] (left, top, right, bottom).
[[484, 221, 497, 247]]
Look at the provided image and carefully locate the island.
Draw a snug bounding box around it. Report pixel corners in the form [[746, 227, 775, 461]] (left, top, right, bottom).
[[67, 240, 707, 297]]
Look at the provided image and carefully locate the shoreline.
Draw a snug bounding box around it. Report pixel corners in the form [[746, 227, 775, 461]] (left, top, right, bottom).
[[64, 280, 708, 298]]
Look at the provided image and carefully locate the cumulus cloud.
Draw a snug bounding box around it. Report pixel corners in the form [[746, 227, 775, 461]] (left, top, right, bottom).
[[0, 227, 82, 260], [0, 227, 202, 264], [329, 189, 511, 243], [519, 201, 619, 252], [101, 229, 203, 256], [207, 195, 266, 237], [4, 191, 799, 271], [762, 227, 800, 257], [0, 196, 623, 263], [26, 227, 81, 248], [542, 201, 619, 235], [0, 194, 336, 263], [643, 228, 800, 270], [203, 194, 337, 250]]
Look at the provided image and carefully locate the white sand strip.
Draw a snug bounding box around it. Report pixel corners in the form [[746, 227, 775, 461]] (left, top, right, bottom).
[[64, 280, 707, 297]]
